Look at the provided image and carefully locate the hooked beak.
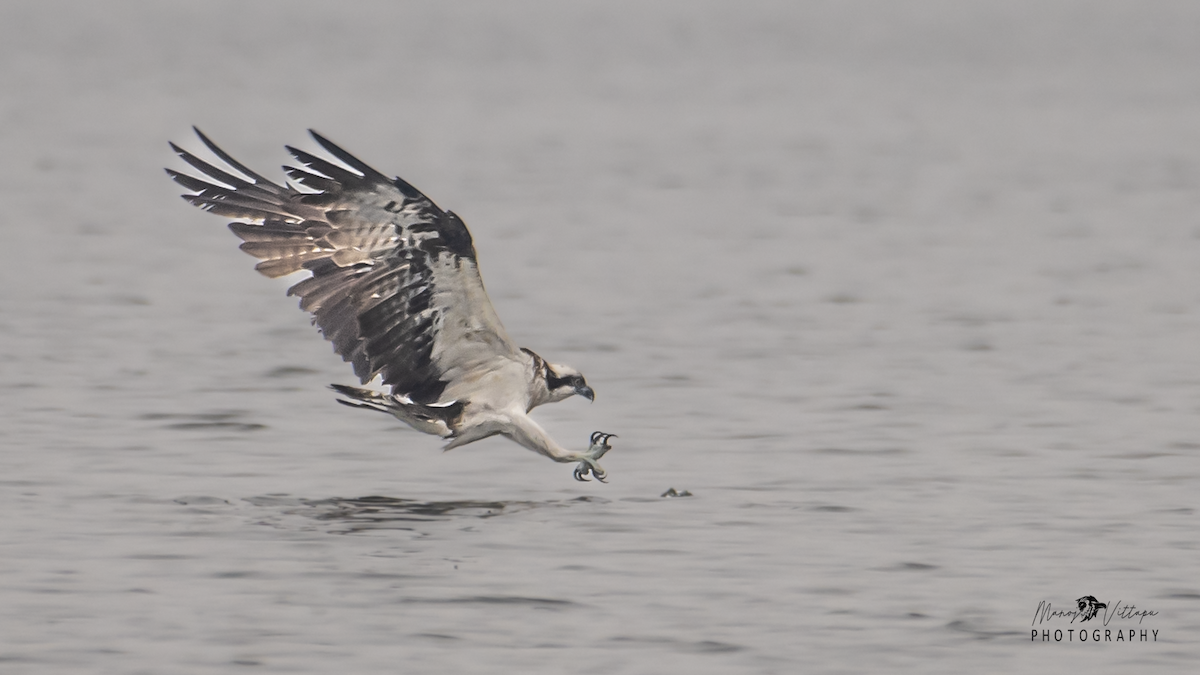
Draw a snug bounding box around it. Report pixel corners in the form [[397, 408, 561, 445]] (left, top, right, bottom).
[[576, 385, 595, 402]]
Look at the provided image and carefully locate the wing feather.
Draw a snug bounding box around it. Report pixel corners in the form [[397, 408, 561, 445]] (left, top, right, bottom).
[[167, 129, 520, 403], [191, 126, 280, 187], [286, 266, 362, 312], [284, 167, 341, 192], [307, 130, 393, 184], [229, 220, 326, 244], [169, 143, 284, 200], [285, 145, 371, 187]]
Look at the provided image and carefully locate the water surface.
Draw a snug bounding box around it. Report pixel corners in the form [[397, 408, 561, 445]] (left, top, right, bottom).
[[2, 1, 1199, 672]]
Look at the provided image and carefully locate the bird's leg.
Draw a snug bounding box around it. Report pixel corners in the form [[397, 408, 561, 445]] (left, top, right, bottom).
[[572, 432, 616, 483], [502, 415, 616, 483]]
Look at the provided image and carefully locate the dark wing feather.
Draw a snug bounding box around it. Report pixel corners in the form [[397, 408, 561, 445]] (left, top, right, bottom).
[[167, 129, 519, 403]]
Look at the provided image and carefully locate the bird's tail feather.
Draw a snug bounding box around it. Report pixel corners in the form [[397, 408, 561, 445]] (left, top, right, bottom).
[[330, 384, 395, 414], [329, 384, 464, 437]]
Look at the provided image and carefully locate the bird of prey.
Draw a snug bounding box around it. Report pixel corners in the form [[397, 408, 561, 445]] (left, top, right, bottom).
[[166, 128, 615, 482]]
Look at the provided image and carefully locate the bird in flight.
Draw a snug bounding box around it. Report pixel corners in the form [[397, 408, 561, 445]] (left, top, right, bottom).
[[166, 128, 616, 482]]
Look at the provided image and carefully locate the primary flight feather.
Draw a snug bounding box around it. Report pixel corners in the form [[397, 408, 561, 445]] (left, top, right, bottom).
[[167, 128, 615, 482]]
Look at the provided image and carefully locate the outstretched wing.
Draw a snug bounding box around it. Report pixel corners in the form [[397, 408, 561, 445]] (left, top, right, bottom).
[[167, 128, 520, 404]]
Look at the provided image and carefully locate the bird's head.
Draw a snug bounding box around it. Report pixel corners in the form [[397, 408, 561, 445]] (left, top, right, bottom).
[[545, 363, 594, 403]]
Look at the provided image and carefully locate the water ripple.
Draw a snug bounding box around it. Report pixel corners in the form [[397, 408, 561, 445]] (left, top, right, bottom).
[[244, 494, 608, 533]]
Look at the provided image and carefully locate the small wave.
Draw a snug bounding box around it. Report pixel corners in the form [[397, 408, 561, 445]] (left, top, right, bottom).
[[140, 411, 266, 432], [244, 494, 607, 533]]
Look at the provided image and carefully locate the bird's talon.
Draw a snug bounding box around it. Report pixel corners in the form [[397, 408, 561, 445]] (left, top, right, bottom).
[[589, 431, 617, 448], [572, 457, 608, 482]]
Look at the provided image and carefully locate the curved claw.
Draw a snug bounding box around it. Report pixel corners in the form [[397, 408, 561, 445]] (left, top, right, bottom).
[[573, 463, 591, 482], [576, 433, 616, 482], [590, 431, 617, 446], [573, 459, 608, 483]]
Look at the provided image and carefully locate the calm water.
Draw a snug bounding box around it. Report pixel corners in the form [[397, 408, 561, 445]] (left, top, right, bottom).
[[2, 2, 1199, 672]]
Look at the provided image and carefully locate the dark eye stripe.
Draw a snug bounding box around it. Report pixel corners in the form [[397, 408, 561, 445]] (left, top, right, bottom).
[[546, 372, 585, 390]]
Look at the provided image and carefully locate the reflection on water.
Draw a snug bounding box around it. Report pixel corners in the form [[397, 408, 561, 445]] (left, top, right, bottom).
[[140, 411, 268, 433], [244, 494, 607, 533], [659, 487, 693, 498]]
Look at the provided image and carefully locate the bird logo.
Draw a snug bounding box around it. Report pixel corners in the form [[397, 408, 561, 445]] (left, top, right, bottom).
[[1076, 596, 1107, 622]]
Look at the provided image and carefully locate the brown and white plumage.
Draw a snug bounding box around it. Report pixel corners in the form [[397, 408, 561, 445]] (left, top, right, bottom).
[[167, 128, 614, 481]]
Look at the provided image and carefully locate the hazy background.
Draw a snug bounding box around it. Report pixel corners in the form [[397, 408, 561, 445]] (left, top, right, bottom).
[[2, 1, 1198, 673]]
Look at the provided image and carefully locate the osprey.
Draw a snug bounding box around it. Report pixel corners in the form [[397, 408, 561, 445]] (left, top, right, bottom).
[[167, 128, 615, 482]]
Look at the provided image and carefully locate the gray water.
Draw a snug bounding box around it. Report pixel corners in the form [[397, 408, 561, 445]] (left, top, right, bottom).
[[2, 1, 1198, 672]]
